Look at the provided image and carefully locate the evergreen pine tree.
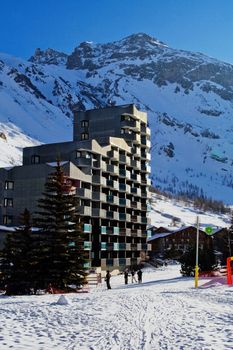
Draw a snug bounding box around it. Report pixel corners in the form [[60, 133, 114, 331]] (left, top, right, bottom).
[[180, 240, 216, 276], [0, 209, 34, 295], [34, 162, 87, 290], [227, 214, 233, 257]]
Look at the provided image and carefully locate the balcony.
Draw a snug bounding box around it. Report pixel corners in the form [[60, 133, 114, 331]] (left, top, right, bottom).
[[119, 243, 126, 250], [79, 206, 91, 216], [141, 151, 147, 159], [141, 191, 147, 198], [131, 215, 138, 223], [77, 187, 91, 198], [106, 179, 118, 190], [141, 125, 147, 134], [92, 175, 106, 186], [92, 208, 106, 218], [122, 133, 134, 142], [84, 261, 91, 268], [126, 243, 131, 250], [83, 224, 92, 233], [141, 243, 147, 250], [106, 195, 114, 203], [113, 227, 119, 235], [131, 187, 141, 196], [107, 164, 117, 174], [106, 259, 114, 266], [76, 157, 92, 167], [92, 192, 106, 201], [131, 243, 137, 251], [84, 241, 92, 250], [119, 213, 126, 221], [119, 169, 126, 177], [93, 160, 106, 170], [119, 183, 126, 192], [106, 242, 114, 251], [108, 150, 118, 160], [141, 216, 148, 224], [141, 204, 147, 211], [131, 229, 139, 237], [119, 228, 131, 236], [133, 133, 141, 144], [119, 258, 126, 266], [119, 154, 126, 163], [101, 242, 107, 250], [119, 198, 126, 206], [101, 226, 107, 234], [121, 119, 136, 128]]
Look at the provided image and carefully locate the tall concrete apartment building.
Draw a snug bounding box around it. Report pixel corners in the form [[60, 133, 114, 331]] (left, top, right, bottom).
[[0, 104, 151, 269]]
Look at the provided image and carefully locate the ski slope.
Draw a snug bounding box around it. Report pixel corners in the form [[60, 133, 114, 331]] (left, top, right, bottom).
[[0, 265, 232, 350]]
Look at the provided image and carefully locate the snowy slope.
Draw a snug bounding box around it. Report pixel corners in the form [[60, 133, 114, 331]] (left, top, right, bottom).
[[150, 193, 230, 229], [0, 265, 232, 349], [1, 34, 233, 202]]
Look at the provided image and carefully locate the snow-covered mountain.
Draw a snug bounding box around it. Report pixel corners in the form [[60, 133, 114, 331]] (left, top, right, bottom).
[[1, 33, 233, 202], [150, 193, 230, 230]]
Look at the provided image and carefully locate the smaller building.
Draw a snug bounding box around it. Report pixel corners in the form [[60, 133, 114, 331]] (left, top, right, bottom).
[[148, 226, 212, 259]]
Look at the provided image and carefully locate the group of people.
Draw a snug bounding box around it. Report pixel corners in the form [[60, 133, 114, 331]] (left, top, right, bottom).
[[105, 269, 143, 290], [124, 269, 142, 285]]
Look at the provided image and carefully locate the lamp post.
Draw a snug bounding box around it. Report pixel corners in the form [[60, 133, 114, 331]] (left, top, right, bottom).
[[195, 216, 199, 288]]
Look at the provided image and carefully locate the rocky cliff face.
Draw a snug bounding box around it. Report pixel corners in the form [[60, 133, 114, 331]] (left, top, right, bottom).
[[1, 33, 233, 203]]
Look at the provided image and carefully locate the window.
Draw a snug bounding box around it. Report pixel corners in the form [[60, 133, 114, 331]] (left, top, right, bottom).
[[76, 151, 81, 158], [5, 181, 14, 190], [81, 133, 89, 140], [3, 215, 13, 225], [81, 120, 89, 128], [31, 155, 40, 164], [4, 198, 13, 207]]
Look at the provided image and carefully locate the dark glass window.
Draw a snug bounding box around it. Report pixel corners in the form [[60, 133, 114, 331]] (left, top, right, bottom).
[[3, 215, 13, 225], [81, 133, 89, 140], [81, 120, 89, 128], [31, 155, 40, 164], [4, 181, 14, 190], [4, 198, 13, 207]]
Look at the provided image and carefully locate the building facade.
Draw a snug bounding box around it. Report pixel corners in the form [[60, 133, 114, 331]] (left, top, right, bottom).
[[0, 104, 151, 269]]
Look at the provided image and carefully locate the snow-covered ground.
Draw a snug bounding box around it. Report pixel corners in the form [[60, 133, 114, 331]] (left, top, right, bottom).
[[0, 265, 232, 350]]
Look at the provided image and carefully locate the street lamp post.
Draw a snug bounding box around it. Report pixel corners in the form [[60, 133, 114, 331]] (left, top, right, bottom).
[[195, 216, 199, 288]]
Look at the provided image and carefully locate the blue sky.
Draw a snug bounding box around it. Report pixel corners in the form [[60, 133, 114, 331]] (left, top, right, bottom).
[[0, 0, 233, 64]]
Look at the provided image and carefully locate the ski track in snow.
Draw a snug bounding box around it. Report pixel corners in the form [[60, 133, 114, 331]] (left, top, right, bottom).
[[0, 266, 232, 350]]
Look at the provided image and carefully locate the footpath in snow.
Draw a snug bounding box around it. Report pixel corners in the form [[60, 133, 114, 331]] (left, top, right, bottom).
[[0, 265, 232, 350]]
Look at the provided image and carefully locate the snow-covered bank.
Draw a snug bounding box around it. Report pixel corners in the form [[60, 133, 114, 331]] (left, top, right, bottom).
[[0, 265, 232, 350]]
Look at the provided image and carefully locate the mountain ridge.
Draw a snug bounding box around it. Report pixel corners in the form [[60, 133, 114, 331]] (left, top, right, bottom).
[[0, 33, 233, 203]]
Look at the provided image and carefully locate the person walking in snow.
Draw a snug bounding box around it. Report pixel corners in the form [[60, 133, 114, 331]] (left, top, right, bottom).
[[105, 270, 111, 289], [131, 269, 137, 283], [124, 269, 128, 284], [137, 269, 142, 284]]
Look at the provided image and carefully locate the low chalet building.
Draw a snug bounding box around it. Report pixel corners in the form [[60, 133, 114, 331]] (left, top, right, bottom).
[[148, 226, 212, 258]]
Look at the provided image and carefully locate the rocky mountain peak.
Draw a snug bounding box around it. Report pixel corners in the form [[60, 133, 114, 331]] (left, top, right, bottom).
[[28, 48, 68, 65], [118, 32, 167, 48], [66, 32, 168, 70]]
